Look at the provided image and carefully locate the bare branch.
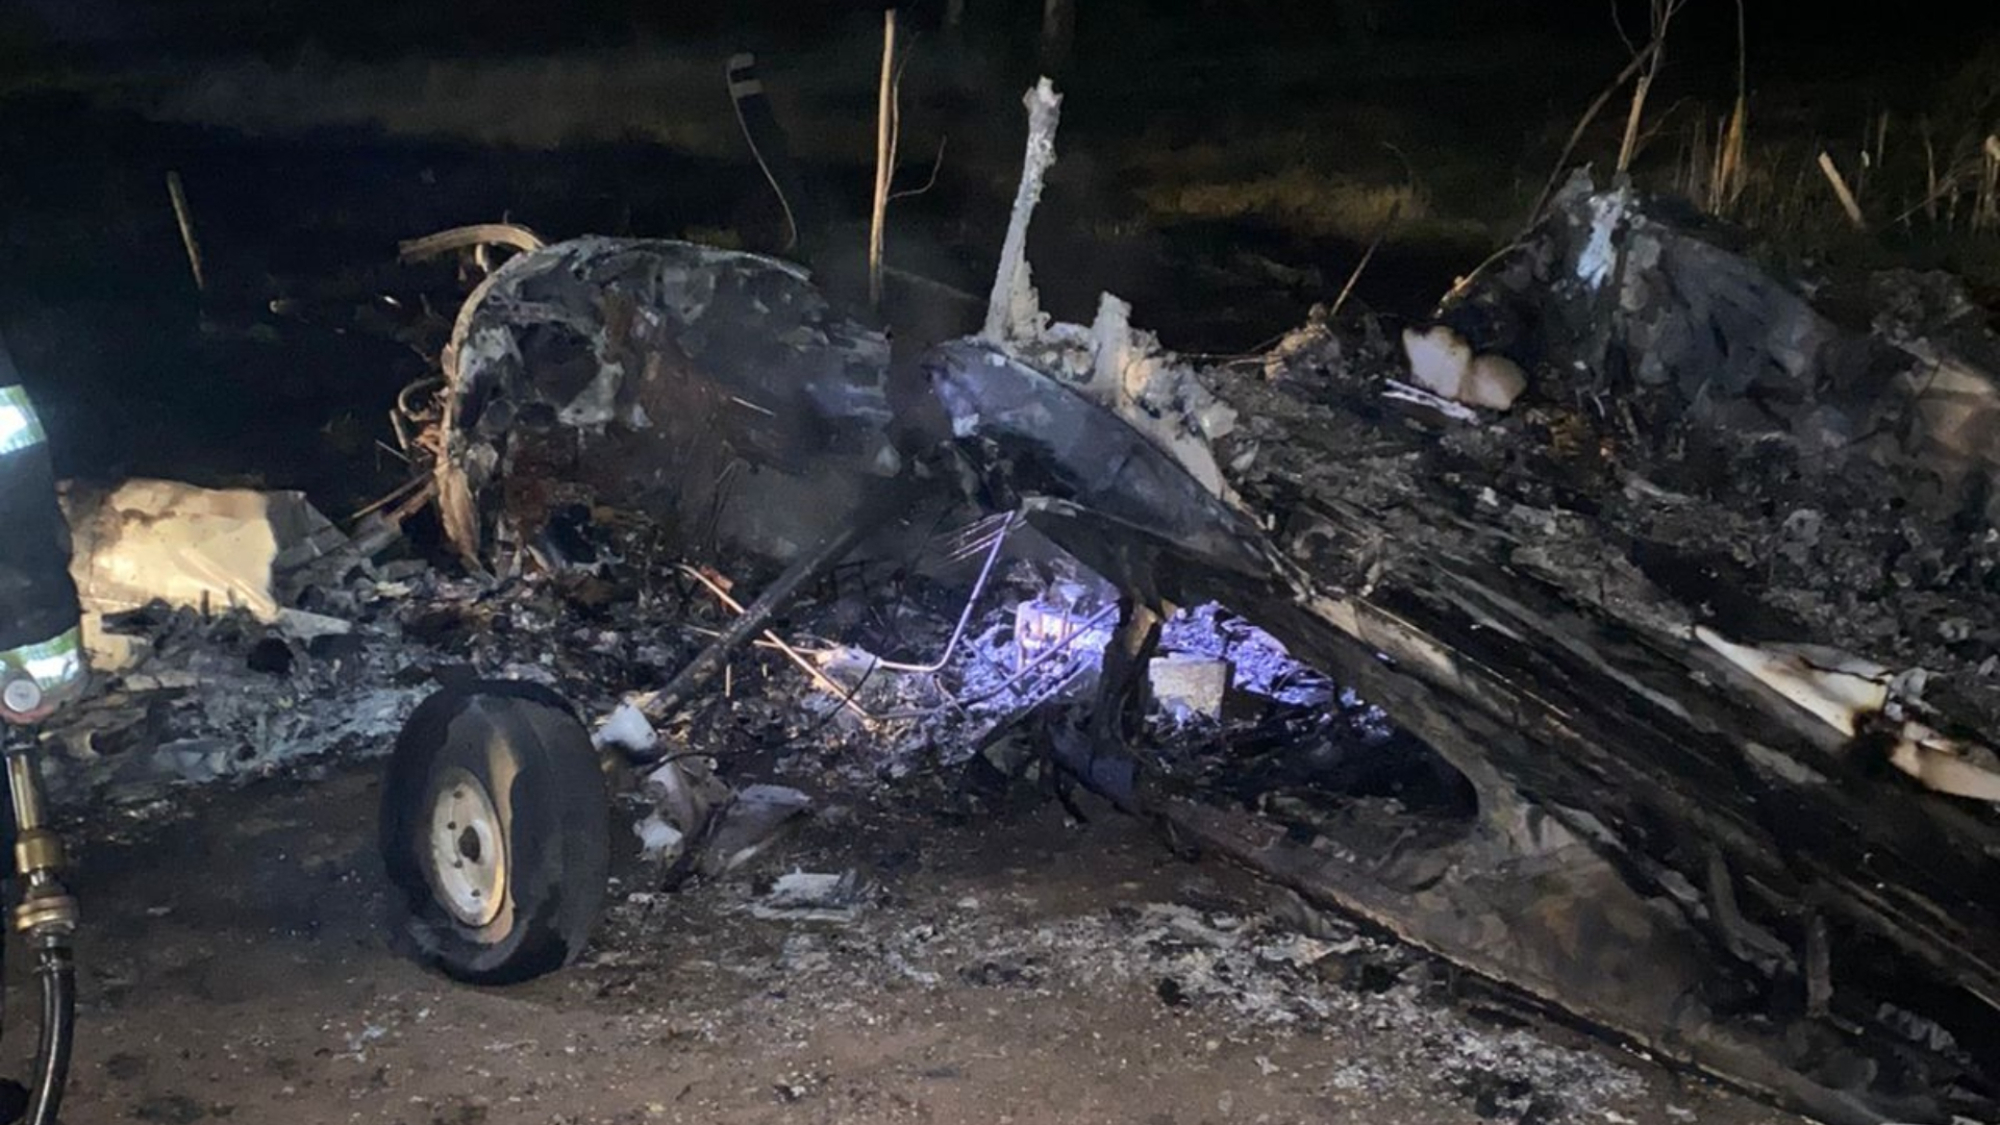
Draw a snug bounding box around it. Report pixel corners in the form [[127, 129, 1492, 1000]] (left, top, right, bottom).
[[888, 136, 950, 202]]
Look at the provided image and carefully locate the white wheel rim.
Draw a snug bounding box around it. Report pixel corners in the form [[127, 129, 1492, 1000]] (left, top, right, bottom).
[[428, 766, 507, 928]]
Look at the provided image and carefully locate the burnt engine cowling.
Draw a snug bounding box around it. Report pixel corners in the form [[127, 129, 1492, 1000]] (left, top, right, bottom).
[[434, 238, 904, 571]]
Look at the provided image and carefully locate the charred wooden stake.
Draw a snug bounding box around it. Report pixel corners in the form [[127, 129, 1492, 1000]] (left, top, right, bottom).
[[1088, 597, 1162, 757], [1817, 152, 1868, 230], [166, 171, 205, 294], [1046, 597, 1162, 814], [868, 9, 898, 311]]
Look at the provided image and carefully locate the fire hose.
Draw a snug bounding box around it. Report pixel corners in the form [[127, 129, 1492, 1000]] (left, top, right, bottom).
[[1, 713, 77, 1125]]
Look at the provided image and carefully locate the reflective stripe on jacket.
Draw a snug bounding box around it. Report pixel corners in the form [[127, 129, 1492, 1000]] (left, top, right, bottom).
[[0, 624, 83, 691], [0, 331, 84, 683], [0, 384, 48, 456]]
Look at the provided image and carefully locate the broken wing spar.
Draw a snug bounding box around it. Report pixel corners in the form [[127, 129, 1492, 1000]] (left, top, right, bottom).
[[431, 236, 904, 575]]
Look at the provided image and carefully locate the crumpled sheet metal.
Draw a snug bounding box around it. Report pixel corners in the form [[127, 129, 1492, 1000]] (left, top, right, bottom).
[[1529, 173, 1858, 399], [1475, 173, 2000, 521], [434, 238, 898, 568], [933, 320, 2000, 1121], [62, 478, 347, 626], [595, 702, 812, 877], [924, 338, 1281, 611], [1860, 270, 2000, 519]]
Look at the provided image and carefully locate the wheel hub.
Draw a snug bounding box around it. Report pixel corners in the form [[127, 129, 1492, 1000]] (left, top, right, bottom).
[[428, 767, 506, 927]]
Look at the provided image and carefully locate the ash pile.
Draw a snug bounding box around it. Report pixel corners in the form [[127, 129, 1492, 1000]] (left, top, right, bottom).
[[34, 440, 1364, 832]]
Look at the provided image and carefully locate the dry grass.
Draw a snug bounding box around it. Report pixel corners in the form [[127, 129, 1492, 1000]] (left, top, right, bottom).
[[1120, 115, 1501, 245], [1652, 42, 2000, 275], [1137, 167, 1430, 242], [1667, 107, 2000, 251], [1695, 96, 1748, 215], [69, 33, 1556, 271]]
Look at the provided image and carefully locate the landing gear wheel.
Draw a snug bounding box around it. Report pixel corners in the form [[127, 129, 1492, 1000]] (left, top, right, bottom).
[[380, 681, 610, 984], [428, 766, 508, 928]]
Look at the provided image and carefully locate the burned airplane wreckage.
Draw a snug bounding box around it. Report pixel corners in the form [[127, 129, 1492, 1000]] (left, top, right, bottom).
[[27, 80, 1981, 1125], [351, 124, 2000, 1124]]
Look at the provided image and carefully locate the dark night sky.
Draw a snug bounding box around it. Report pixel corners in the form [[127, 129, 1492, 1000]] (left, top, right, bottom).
[[13, 0, 2000, 63]]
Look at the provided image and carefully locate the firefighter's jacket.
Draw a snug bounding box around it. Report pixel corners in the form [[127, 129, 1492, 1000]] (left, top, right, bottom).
[[0, 331, 83, 707]]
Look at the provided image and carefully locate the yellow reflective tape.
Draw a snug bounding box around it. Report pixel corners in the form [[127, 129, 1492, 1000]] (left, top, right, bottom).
[[0, 385, 47, 456], [0, 626, 84, 690]]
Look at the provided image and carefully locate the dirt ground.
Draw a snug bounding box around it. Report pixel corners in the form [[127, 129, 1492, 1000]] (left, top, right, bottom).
[[0, 758, 1798, 1125]]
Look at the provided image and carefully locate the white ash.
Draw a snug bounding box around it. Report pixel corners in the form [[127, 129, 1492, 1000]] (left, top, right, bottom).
[[632, 885, 1650, 1124]]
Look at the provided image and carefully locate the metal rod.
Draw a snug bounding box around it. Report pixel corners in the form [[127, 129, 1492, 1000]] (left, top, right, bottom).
[[679, 566, 874, 723], [869, 602, 1118, 720], [639, 490, 905, 726], [873, 514, 1015, 673], [6, 748, 45, 834]]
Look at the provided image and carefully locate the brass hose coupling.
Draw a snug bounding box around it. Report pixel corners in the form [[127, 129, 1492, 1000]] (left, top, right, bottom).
[[12, 845, 76, 942], [5, 747, 77, 942]]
